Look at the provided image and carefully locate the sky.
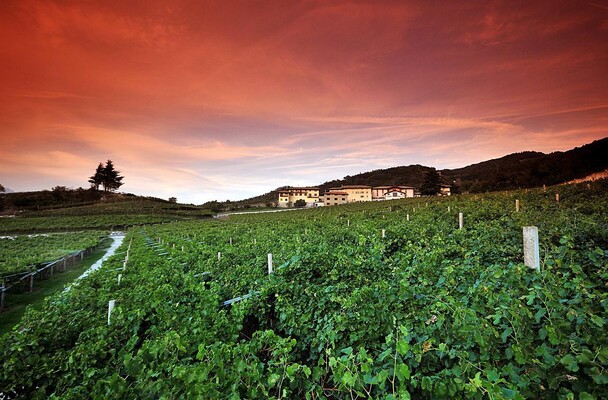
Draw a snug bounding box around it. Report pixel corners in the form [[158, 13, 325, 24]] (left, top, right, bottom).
[[1, 0, 607, 204]]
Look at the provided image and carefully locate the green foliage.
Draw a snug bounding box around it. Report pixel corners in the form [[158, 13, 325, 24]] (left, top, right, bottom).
[[0, 180, 607, 398], [0, 231, 105, 275]]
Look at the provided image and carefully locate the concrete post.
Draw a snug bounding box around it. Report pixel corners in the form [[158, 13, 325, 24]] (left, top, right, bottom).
[[516, 199, 520, 212], [268, 253, 273, 274], [382, 229, 386, 238], [523, 226, 540, 270], [406, 214, 410, 221], [458, 213, 464, 230], [217, 252, 221, 261], [108, 300, 116, 325], [118, 274, 122, 285], [556, 193, 560, 202]]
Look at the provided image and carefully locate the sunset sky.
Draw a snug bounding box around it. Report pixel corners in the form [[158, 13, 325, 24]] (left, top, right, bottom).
[[1, 1, 607, 203]]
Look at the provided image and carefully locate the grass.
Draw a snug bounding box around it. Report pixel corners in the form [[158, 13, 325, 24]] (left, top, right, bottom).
[[0, 238, 112, 336]]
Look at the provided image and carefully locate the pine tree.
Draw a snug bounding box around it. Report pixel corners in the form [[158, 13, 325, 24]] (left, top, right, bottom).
[[88, 163, 105, 190], [89, 160, 124, 192], [101, 160, 124, 192], [420, 168, 442, 196]]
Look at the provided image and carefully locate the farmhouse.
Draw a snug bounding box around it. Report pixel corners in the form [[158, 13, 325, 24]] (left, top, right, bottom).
[[277, 187, 319, 208], [371, 185, 415, 200]]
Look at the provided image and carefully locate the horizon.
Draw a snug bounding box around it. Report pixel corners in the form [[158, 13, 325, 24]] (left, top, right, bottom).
[[1, 1, 607, 203]]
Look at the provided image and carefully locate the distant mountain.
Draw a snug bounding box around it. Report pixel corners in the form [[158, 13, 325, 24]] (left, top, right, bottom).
[[442, 138, 608, 192], [233, 137, 608, 206]]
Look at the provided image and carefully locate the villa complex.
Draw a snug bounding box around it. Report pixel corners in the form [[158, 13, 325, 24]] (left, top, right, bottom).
[[277, 184, 449, 207]]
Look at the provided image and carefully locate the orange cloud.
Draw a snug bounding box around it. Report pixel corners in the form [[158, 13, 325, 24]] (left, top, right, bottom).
[[1, 1, 606, 202]]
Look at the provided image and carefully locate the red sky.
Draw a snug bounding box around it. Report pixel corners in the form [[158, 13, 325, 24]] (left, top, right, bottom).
[[1, 0, 607, 203]]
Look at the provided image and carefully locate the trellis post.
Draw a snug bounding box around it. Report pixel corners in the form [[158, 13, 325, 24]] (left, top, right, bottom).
[[523, 226, 540, 270], [268, 253, 273, 274], [108, 300, 116, 325], [458, 213, 464, 230]]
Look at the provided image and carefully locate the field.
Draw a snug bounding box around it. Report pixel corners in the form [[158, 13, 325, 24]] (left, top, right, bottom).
[[0, 181, 607, 399], [0, 231, 106, 276], [0, 197, 212, 233]]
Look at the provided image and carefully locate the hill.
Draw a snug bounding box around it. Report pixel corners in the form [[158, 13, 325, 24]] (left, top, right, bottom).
[[319, 138, 608, 194], [0, 188, 213, 223], [230, 137, 607, 207], [443, 138, 608, 192]]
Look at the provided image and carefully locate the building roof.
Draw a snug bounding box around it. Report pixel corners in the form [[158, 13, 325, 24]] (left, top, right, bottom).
[[324, 191, 348, 195], [373, 185, 415, 190], [278, 187, 319, 193]]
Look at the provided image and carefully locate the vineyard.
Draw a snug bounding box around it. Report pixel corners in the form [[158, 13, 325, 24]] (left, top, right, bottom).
[[0, 232, 106, 276], [1, 181, 607, 399]]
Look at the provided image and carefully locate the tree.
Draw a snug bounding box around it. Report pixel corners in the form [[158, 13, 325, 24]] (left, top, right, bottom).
[[420, 168, 441, 196], [88, 163, 105, 190], [89, 160, 124, 192], [294, 199, 307, 208], [102, 160, 124, 192]]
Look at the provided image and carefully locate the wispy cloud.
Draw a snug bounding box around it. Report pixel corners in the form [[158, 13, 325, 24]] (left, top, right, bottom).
[[0, 1, 606, 203]]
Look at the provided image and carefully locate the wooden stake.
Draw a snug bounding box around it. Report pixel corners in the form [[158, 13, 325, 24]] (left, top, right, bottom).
[[516, 199, 520, 212]]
